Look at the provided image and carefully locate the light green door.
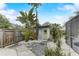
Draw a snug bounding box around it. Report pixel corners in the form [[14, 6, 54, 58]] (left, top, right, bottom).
[[44, 29, 48, 40]]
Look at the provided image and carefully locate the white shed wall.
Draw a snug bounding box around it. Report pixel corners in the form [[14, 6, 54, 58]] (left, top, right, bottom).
[[38, 28, 50, 41]]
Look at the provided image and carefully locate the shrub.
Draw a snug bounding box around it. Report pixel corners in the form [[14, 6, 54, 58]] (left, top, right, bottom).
[[44, 48, 54, 56], [44, 39, 65, 56], [22, 28, 36, 42], [44, 47, 65, 56], [50, 23, 63, 43], [22, 29, 30, 42], [30, 31, 36, 40]]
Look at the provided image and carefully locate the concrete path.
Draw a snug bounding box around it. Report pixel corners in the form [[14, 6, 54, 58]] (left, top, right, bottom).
[[0, 48, 17, 56], [0, 41, 35, 56], [15, 42, 35, 56], [61, 37, 79, 56]]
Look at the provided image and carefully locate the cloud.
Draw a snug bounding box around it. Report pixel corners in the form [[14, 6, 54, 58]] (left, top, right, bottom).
[[39, 3, 79, 26], [53, 3, 79, 25], [39, 9, 77, 26], [39, 15, 70, 26], [49, 16, 69, 25], [58, 5, 74, 11], [74, 3, 79, 7], [0, 3, 6, 10], [0, 3, 22, 25], [58, 3, 79, 13]]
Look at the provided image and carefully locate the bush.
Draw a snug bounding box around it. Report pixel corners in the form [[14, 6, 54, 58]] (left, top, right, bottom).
[[44, 39, 64, 56], [44, 47, 64, 56], [22, 28, 36, 42], [30, 31, 36, 40], [44, 48, 54, 56], [50, 23, 63, 43], [22, 29, 29, 42]]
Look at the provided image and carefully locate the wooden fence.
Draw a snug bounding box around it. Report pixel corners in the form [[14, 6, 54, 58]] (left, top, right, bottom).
[[0, 29, 24, 48]]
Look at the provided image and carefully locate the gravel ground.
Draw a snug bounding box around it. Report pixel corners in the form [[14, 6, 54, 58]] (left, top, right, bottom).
[[26, 40, 47, 56], [25, 38, 79, 56]]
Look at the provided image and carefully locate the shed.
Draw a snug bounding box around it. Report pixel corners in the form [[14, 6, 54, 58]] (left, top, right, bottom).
[[38, 25, 50, 41]]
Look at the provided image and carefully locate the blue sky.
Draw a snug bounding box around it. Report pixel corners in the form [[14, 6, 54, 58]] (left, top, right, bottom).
[[6, 3, 73, 15], [0, 3, 79, 25]]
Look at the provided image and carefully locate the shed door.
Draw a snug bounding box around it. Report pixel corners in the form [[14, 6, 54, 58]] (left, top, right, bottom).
[[44, 29, 48, 40]]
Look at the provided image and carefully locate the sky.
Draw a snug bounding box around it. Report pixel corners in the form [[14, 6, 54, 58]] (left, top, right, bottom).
[[0, 3, 79, 26]]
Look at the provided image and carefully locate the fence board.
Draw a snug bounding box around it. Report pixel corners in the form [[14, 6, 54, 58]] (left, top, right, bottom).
[[0, 29, 23, 48]]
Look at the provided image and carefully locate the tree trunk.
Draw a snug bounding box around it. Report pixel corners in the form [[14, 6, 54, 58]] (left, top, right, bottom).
[[36, 8, 39, 40]]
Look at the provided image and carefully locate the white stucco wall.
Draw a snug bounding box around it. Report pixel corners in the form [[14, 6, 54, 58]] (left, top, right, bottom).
[[38, 28, 50, 40]]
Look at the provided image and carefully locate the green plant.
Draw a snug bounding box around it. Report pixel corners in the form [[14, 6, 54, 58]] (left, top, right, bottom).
[[22, 29, 30, 42], [44, 39, 65, 56], [30, 31, 36, 40], [44, 48, 54, 56], [56, 39, 61, 49], [44, 47, 65, 56], [0, 14, 11, 29], [17, 7, 36, 28], [22, 28, 36, 42], [51, 23, 63, 43], [17, 7, 38, 41]]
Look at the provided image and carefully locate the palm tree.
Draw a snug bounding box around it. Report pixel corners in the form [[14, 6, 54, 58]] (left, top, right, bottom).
[[28, 3, 41, 40], [17, 7, 36, 29], [17, 7, 37, 41]]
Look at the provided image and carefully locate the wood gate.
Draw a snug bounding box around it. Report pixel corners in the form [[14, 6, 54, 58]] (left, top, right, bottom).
[[3, 30, 16, 47], [0, 29, 24, 48]]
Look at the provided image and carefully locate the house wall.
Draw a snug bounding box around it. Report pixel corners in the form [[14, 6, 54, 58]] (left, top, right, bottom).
[[38, 28, 50, 41], [70, 17, 79, 37], [66, 16, 79, 46], [66, 21, 71, 45]]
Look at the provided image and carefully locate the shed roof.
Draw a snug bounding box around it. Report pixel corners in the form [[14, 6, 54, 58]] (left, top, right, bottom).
[[39, 25, 50, 28]]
